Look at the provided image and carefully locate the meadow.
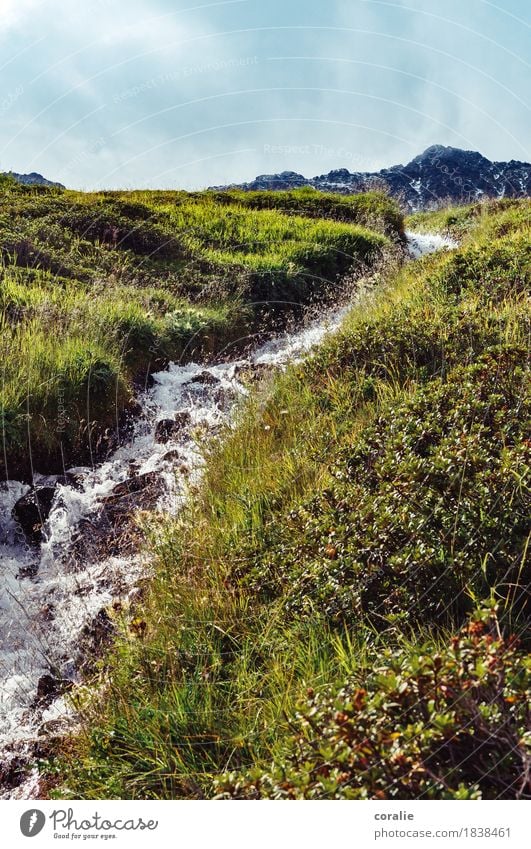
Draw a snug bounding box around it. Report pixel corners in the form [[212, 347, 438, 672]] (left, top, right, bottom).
[[0, 177, 392, 479], [52, 197, 530, 800]]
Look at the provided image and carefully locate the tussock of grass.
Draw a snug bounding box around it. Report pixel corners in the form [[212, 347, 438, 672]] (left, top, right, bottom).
[[408, 196, 530, 242], [205, 187, 404, 237]]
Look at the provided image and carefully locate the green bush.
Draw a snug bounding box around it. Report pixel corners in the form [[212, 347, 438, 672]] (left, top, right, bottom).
[[235, 348, 530, 626], [217, 608, 530, 799], [432, 236, 530, 301]]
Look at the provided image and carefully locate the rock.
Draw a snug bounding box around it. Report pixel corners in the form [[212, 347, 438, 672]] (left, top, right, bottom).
[[174, 410, 192, 427], [16, 561, 39, 580], [34, 674, 72, 708], [155, 418, 177, 443], [102, 471, 160, 502], [76, 609, 115, 675], [35, 675, 59, 703], [189, 370, 220, 386], [161, 448, 190, 472], [234, 362, 276, 384], [64, 467, 91, 490], [13, 485, 57, 542], [71, 471, 162, 561], [155, 412, 191, 443], [0, 755, 29, 792], [162, 449, 181, 462], [37, 719, 68, 737], [212, 386, 234, 413]]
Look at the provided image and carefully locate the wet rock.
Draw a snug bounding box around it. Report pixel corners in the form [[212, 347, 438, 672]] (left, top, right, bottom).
[[34, 674, 72, 709], [16, 561, 40, 580], [161, 448, 190, 473], [0, 755, 29, 792], [154, 418, 177, 443], [155, 412, 191, 443], [35, 675, 58, 703], [189, 370, 220, 386], [103, 471, 160, 503], [77, 609, 115, 675], [212, 385, 235, 413], [234, 362, 276, 384], [63, 468, 91, 490], [71, 471, 162, 561], [174, 409, 192, 427], [13, 485, 57, 542], [162, 449, 181, 462], [37, 719, 68, 738]]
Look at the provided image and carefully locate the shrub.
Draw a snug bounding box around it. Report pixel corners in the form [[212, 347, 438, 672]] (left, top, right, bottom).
[[236, 347, 530, 627], [216, 608, 531, 799]]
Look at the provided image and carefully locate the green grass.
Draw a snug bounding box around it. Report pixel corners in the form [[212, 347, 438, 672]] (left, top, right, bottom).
[[0, 181, 395, 478], [408, 196, 530, 241], [203, 186, 405, 237], [52, 198, 530, 800]]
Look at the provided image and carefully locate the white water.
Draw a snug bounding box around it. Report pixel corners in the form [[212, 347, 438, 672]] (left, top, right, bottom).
[[406, 230, 458, 258], [0, 232, 455, 795]]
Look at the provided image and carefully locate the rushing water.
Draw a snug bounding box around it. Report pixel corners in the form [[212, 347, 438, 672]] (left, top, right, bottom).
[[0, 232, 456, 796]]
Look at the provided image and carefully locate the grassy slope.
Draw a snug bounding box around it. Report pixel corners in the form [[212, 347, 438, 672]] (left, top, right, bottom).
[[0, 177, 393, 478], [52, 198, 531, 800], [204, 186, 405, 236]]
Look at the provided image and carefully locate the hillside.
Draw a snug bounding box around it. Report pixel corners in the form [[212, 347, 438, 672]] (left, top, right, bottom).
[[0, 178, 396, 480], [53, 197, 530, 800], [214, 146, 531, 211]]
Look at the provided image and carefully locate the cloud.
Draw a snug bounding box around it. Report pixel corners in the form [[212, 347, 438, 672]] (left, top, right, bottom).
[[0, 0, 529, 189], [0, 0, 42, 31]]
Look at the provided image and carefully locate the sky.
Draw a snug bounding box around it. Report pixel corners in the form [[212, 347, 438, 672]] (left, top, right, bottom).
[[0, 0, 529, 189]]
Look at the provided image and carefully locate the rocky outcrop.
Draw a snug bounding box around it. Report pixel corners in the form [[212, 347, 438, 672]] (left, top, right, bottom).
[[212, 146, 531, 210]]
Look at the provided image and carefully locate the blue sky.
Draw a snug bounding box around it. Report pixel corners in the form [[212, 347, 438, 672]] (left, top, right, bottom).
[[0, 0, 529, 189]]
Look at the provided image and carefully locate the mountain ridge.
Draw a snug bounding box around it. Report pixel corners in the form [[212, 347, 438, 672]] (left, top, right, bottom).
[[211, 145, 531, 210], [3, 171, 65, 189]]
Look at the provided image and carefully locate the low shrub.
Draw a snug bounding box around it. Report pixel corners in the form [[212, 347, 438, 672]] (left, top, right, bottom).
[[217, 608, 530, 799], [236, 348, 530, 626]]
